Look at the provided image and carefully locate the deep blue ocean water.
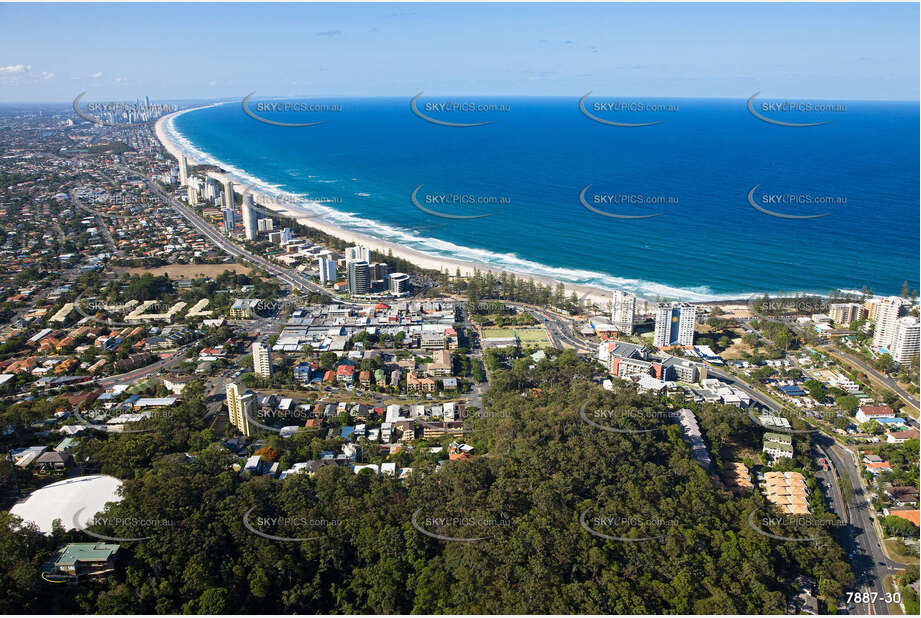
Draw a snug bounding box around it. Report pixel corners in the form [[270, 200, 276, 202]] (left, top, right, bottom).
[[169, 96, 919, 300]]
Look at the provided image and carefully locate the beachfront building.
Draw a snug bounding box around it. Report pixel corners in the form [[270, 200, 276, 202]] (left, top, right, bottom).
[[872, 296, 909, 351], [389, 273, 410, 296], [348, 260, 371, 295], [829, 302, 867, 326], [252, 341, 273, 377], [268, 228, 293, 245], [257, 217, 273, 232], [892, 316, 920, 365], [611, 290, 636, 335], [318, 257, 337, 284], [653, 302, 697, 347], [226, 382, 255, 437], [242, 194, 257, 240], [345, 245, 370, 266], [222, 178, 235, 210]]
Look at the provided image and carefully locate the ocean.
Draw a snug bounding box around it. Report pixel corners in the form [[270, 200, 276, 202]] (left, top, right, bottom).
[[168, 96, 919, 301]]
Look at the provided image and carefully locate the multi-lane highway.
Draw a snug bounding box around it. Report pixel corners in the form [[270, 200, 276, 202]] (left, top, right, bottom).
[[138, 171, 330, 297]]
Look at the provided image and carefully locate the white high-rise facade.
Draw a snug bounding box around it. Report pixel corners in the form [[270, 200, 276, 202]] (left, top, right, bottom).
[[178, 155, 189, 186], [611, 290, 636, 334], [317, 257, 337, 284], [222, 179, 235, 211], [653, 302, 697, 347], [204, 177, 220, 201], [345, 245, 370, 266], [186, 184, 199, 206], [252, 341, 273, 377], [872, 296, 908, 350], [241, 194, 257, 241], [226, 382, 255, 437], [891, 317, 919, 365]]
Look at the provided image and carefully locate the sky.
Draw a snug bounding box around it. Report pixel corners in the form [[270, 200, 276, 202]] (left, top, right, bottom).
[[0, 2, 918, 102]]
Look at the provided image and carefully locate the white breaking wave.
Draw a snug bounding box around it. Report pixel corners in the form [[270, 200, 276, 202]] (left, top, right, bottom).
[[165, 111, 769, 302]]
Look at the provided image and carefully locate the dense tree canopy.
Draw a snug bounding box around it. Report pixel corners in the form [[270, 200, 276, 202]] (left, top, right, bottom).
[[1, 350, 852, 613]]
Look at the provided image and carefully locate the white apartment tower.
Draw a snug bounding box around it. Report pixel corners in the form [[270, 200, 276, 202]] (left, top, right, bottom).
[[222, 179, 235, 211], [317, 257, 337, 284], [241, 194, 257, 241], [186, 184, 199, 206], [611, 290, 636, 335], [226, 382, 255, 437], [345, 245, 371, 266], [178, 155, 189, 186], [872, 296, 908, 351], [252, 341, 273, 377], [654, 302, 697, 347], [891, 317, 920, 365]]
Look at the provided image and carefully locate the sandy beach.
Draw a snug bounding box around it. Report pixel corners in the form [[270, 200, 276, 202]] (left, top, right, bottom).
[[155, 106, 732, 311]]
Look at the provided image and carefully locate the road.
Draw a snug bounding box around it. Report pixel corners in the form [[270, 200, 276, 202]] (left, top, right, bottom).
[[95, 345, 190, 387], [819, 435, 900, 615], [526, 308, 898, 614], [703, 364, 787, 412], [823, 345, 919, 416], [137, 171, 331, 298]]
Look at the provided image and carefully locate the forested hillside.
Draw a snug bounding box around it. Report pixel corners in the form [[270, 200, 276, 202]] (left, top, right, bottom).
[[1, 350, 852, 613]]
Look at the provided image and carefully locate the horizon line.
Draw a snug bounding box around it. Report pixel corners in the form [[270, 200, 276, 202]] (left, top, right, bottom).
[[4, 94, 920, 105]]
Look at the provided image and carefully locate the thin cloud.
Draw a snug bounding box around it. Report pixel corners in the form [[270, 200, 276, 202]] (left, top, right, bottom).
[[315, 30, 342, 37], [0, 64, 30, 74]]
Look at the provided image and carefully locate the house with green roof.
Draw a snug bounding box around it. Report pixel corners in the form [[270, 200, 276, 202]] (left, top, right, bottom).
[[48, 543, 119, 578]]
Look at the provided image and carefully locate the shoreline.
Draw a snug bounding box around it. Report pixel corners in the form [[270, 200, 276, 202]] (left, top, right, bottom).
[[154, 106, 762, 311]]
